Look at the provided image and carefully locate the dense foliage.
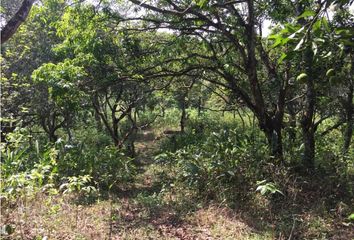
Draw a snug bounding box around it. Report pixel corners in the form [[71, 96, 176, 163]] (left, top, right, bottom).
[[1, 0, 353, 239]]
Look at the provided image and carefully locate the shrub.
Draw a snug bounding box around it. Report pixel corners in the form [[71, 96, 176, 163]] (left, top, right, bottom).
[[0, 127, 136, 204], [156, 128, 270, 202], [1, 130, 59, 203], [57, 141, 136, 190]]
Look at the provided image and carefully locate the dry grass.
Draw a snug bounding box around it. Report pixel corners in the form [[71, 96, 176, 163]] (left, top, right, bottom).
[[185, 206, 274, 240], [1, 195, 111, 239], [2, 129, 353, 239], [1, 194, 274, 239], [2, 171, 353, 240]]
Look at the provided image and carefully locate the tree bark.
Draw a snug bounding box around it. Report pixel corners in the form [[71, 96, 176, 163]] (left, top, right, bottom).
[[246, 0, 284, 160], [300, 46, 316, 169], [127, 111, 138, 158], [92, 95, 103, 131], [263, 119, 283, 160], [287, 103, 297, 142], [197, 96, 202, 117], [1, 0, 36, 44], [180, 99, 186, 133], [49, 131, 58, 143], [92, 95, 119, 146], [343, 82, 353, 153]]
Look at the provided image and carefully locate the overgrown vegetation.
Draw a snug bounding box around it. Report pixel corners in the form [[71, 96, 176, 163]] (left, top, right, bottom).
[[1, 0, 353, 239]]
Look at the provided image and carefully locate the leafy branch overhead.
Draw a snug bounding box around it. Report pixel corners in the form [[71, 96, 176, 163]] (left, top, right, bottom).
[[1, 0, 353, 238]]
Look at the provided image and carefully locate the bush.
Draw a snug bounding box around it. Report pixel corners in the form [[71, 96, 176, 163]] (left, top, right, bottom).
[[57, 141, 136, 190], [1, 129, 59, 203], [156, 128, 270, 202], [0, 127, 136, 204]]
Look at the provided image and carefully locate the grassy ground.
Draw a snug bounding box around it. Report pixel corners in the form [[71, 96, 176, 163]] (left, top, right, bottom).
[[1, 129, 353, 239]]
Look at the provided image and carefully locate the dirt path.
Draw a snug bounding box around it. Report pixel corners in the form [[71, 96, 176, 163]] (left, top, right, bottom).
[[0, 130, 271, 239], [2, 129, 353, 239], [107, 130, 268, 240]]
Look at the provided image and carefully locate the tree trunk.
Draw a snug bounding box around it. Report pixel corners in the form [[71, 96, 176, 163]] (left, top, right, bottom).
[[44, 113, 59, 143], [273, 126, 283, 159], [343, 83, 353, 153], [1, 0, 36, 44], [246, 0, 285, 160], [287, 104, 297, 143], [128, 111, 138, 158], [66, 127, 72, 142], [197, 97, 202, 117], [302, 127, 315, 168], [263, 120, 283, 160], [294, 2, 316, 170], [301, 47, 316, 169], [49, 130, 58, 143], [112, 118, 120, 147], [127, 142, 136, 158], [94, 111, 103, 131], [180, 99, 186, 133]]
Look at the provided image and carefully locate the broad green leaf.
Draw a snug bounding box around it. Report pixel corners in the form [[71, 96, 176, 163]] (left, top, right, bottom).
[[294, 38, 304, 51], [297, 10, 316, 19], [288, 26, 305, 40], [312, 42, 318, 56], [195, 0, 208, 7], [312, 20, 322, 33], [268, 34, 278, 40], [314, 38, 325, 43], [341, 39, 354, 47], [322, 18, 330, 32], [278, 52, 288, 64], [272, 37, 283, 48], [323, 51, 332, 58], [326, 69, 335, 77], [297, 73, 308, 83]]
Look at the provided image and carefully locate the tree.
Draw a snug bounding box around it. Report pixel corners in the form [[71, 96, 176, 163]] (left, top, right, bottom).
[[123, 0, 291, 159], [269, 0, 353, 168], [1, 0, 66, 141], [31, 60, 86, 142], [122, 0, 353, 167], [48, 4, 168, 153]]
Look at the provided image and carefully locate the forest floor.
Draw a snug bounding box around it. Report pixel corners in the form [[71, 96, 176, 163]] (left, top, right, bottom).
[[2, 130, 353, 239]]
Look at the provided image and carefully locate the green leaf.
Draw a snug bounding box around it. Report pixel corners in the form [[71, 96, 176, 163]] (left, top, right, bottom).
[[195, 0, 208, 7], [278, 53, 287, 64], [312, 42, 318, 56], [326, 69, 335, 77], [294, 38, 304, 51], [341, 39, 354, 47], [296, 73, 308, 83], [323, 51, 332, 58], [1, 224, 15, 235], [268, 34, 278, 40], [297, 10, 316, 19], [291, 26, 305, 38], [35, 140, 40, 154], [314, 38, 325, 43], [322, 18, 330, 32], [256, 180, 267, 185], [312, 19, 322, 33], [272, 37, 283, 48]]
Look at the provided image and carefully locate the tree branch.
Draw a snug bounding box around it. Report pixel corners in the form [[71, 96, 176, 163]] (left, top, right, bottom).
[[1, 0, 36, 44]]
